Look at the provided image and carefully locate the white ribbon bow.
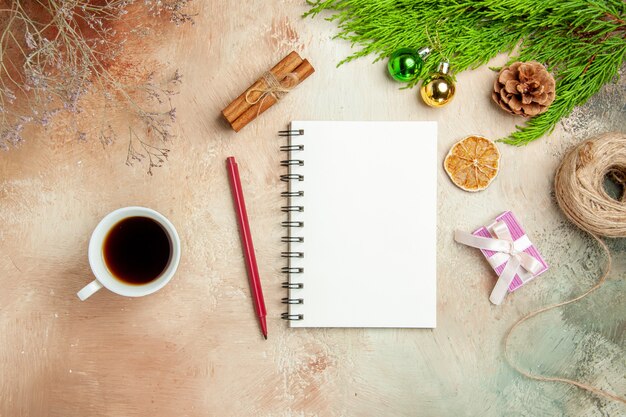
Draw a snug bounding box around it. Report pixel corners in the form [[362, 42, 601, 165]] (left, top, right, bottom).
[[454, 220, 543, 305]]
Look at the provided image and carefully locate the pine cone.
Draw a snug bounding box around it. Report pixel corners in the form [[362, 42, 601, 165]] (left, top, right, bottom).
[[492, 61, 555, 117]]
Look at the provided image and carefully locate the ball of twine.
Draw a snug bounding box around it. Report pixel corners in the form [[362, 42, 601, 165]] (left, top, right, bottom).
[[505, 132, 626, 405], [555, 131, 626, 237]]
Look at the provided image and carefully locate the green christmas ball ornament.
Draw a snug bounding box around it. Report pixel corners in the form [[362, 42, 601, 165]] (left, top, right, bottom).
[[387, 47, 430, 82]]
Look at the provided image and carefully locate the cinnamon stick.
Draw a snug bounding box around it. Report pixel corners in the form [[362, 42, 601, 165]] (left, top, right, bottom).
[[230, 59, 315, 132], [222, 51, 303, 124]]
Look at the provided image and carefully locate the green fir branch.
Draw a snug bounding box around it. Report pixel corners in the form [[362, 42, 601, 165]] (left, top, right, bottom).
[[305, 0, 626, 146]]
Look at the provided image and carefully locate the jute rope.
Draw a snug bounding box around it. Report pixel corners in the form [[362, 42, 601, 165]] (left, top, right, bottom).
[[555, 132, 626, 237], [245, 71, 299, 113], [505, 132, 626, 404]]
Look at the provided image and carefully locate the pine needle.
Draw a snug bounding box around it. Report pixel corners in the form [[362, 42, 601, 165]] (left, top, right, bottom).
[[305, 0, 626, 145]]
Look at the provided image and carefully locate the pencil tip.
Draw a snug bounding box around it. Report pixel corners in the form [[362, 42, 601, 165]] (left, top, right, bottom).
[[264, 335, 268, 340]]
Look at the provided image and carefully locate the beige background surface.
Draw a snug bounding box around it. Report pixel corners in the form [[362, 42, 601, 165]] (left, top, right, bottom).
[[1, 1, 625, 416]]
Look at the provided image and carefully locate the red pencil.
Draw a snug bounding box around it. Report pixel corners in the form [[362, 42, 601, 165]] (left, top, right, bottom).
[[226, 156, 268, 339]]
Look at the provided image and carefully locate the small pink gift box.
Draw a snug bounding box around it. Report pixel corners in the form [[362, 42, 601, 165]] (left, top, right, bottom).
[[472, 211, 549, 292]]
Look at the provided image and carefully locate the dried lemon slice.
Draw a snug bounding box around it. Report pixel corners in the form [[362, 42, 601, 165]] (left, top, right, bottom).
[[444, 135, 500, 192]]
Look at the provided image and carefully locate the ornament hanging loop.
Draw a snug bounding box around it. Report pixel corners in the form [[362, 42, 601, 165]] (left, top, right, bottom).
[[424, 23, 448, 61]]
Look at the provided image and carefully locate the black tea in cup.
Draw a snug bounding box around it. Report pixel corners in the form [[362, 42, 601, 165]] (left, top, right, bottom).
[[103, 216, 171, 285]]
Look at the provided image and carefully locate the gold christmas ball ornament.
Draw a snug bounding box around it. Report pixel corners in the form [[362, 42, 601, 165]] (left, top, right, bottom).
[[420, 61, 456, 107]]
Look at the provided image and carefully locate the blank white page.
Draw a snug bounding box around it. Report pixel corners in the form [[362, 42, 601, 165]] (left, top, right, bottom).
[[286, 121, 437, 328]]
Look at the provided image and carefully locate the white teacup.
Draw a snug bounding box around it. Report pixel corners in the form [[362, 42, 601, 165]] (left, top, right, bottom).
[[77, 206, 181, 301]]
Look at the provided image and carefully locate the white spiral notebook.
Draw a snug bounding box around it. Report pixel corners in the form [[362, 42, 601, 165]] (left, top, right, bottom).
[[280, 121, 437, 328]]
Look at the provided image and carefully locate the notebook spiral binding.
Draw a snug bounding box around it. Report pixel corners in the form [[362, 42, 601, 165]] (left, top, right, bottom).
[[279, 128, 305, 320]]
